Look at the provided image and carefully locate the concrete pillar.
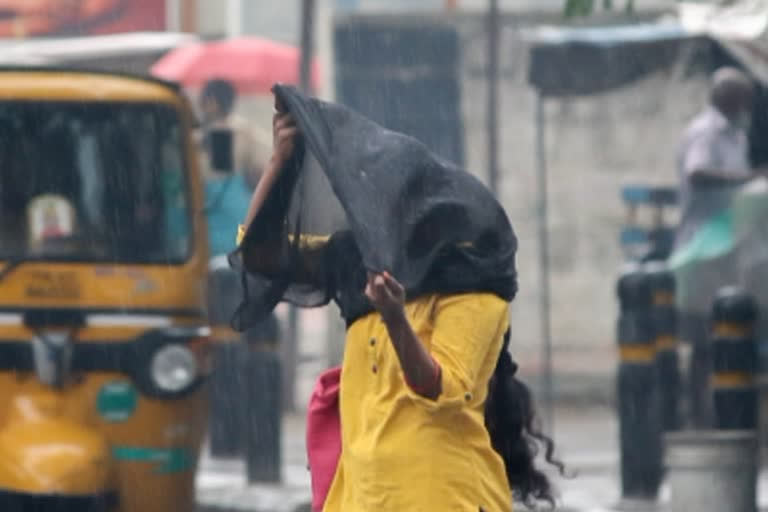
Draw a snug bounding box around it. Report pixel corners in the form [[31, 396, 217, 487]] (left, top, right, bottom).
[[166, 0, 181, 32], [168, 0, 198, 33], [665, 430, 757, 512], [317, 0, 345, 370], [326, 304, 345, 368], [180, 0, 198, 33], [227, 0, 243, 37], [316, 0, 336, 101]]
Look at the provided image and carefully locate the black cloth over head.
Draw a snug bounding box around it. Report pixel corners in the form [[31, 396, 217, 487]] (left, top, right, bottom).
[[229, 85, 517, 329]]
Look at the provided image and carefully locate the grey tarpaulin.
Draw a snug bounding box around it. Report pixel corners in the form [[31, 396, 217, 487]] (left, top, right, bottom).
[[527, 24, 695, 98], [526, 22, 768, 164], [527, 22, 768, 99], [230, 85, 517, 329]]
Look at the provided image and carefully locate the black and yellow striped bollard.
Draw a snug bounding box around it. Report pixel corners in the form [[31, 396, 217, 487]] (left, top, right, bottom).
[[244, 314, 283, 484], [208, 264, 246, 458], [617, 264, 663, 502], [646, 262, 680, 432], [710, 287, 759, 430]]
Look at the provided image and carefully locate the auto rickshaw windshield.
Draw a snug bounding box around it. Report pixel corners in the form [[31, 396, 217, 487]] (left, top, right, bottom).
[[0, 101, 192, 263]]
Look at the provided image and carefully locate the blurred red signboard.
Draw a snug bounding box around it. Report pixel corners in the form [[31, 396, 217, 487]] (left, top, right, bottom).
[[0, 0, 166, 38]]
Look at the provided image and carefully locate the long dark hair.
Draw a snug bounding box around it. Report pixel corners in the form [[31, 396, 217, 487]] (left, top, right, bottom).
[[485, 330, 566, 509]]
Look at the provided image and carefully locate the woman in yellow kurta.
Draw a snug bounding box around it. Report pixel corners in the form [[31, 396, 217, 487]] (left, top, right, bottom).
[[324, 290, 513, 511], [235, 94, 564, 511]]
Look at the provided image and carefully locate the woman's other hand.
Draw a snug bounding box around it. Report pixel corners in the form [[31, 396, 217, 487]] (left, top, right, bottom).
[[367, 271, 441, 400], [365, 271, 406, 323]]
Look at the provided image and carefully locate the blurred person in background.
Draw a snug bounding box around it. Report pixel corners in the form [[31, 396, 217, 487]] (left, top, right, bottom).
[[199, 79, 271, 258], [676, 66, 757, 249], [676, 66, 762, 427], [199, 78, 271, 189]]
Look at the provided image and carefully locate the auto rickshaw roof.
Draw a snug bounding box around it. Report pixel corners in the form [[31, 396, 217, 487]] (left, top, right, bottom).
[[0, 66, 184, 103]]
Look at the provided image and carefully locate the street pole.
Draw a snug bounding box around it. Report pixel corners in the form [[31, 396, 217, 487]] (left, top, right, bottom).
[[536, 94, 554, 436], [300, 0, 316, 94], [487, 0, 499, 195], [316, 0, 346, 368], [486, 7, 503, 413], [278, 0, 317, 413], [317, 0, 335, 100]]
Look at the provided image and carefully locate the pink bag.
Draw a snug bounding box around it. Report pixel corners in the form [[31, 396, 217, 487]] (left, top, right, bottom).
[[306, 366, 342, 512]]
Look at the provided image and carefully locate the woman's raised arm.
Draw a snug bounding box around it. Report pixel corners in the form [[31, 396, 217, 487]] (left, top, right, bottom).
[[237, 105, 328, 285], [242, 111, 297, 229]]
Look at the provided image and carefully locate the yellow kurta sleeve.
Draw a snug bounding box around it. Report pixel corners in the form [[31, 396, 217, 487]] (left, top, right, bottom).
[[406, 293, 509, 412]]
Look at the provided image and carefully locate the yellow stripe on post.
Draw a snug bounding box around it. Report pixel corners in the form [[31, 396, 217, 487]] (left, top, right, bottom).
[[655, 335, 677, 351], [619, 344, 656, 363], [210, 326, 240, 341], [714, 323, 751, 338], [711, 372, 754, 389]]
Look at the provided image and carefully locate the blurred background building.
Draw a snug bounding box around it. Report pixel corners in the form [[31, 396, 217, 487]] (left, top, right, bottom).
[[0, 0, 710, 408]]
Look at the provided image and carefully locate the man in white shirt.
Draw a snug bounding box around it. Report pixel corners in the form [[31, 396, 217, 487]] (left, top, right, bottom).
[[677, 67, 756, 248], [676, 67, 758, 427]]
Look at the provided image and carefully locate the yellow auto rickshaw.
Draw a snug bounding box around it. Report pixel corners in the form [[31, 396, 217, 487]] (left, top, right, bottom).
[[0, 68, 211, 511]]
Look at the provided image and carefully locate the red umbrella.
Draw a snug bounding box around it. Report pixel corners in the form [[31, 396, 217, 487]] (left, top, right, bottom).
[[151, 36, 321, 95]]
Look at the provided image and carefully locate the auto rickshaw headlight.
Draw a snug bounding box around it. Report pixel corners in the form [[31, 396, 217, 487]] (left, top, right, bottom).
[[150, 344, 199, 393]]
